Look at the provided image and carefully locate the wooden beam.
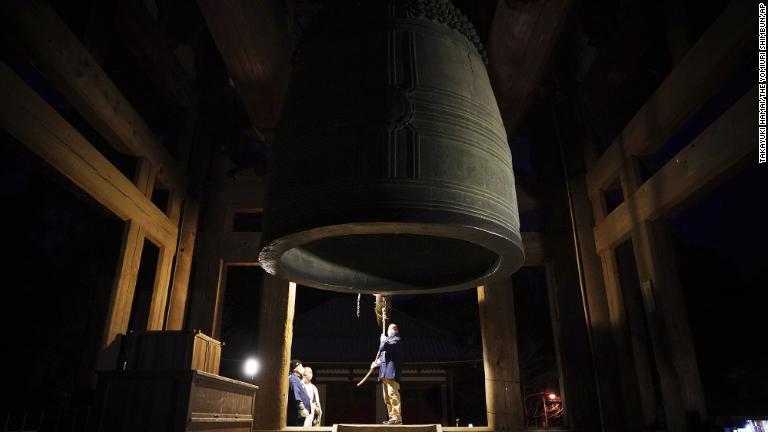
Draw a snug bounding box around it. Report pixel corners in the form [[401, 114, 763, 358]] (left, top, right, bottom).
[[487, 0, 572, 133], [594, 86, 756, 253], [0, 0, 186, 193], [585, 0, 753, 196], [0, 61, 178, 248], [198, 0, 291, 129]]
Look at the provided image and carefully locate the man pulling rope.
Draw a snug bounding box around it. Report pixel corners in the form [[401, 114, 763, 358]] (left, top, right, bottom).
[[356, 295, 403, 424], [373, 323, 403, 424]]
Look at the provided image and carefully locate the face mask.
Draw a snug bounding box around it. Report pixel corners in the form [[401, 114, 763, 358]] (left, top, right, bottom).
[[387, 329, 396, 337]]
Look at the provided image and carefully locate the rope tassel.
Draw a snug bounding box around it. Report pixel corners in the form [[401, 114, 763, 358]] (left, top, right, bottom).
[[374, 294, 391, 327]]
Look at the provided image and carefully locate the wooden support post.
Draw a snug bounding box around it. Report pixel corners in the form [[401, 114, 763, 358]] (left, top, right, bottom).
[[98, 220, 144, 371], [597, 247, 660, 426], [541, 213, 602, 430], [548, 264, 598, 431], [590, 189, 660, 428], [165, 197, 200, 330], [185, 151, 267, 334], [620, 159, 706, 427], [165, 108, 205, 331], [146, 245, 175, 330], [97, 158, 155, 370], [145, 191, 184, 331], [166, 191, 185, 226], [253, 276, 296, 430], [651, 223, 707, 420], [570, 176, 643, 431], [478, 281, 524, 431], [188, 257, 226, 337]]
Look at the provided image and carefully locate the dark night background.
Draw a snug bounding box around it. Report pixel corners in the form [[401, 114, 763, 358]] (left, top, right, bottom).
[[1, 0, 767, 429]]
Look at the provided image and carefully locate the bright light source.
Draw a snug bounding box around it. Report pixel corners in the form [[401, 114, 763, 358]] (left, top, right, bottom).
[[244, 358, 260, 379], [548, 393, 557, 400]]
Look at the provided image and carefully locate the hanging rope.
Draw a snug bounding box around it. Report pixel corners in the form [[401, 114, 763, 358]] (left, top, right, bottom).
[[357, 294, 392, 387], [356, 293, 361, 318]]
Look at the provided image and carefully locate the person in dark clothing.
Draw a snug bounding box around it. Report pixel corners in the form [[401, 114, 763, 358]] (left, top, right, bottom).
[[287, 359, 312, 426], [372, 323, 403, 424]]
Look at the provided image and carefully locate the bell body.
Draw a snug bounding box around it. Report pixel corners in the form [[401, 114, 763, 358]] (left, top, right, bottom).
[[259, 0, 524, 294]]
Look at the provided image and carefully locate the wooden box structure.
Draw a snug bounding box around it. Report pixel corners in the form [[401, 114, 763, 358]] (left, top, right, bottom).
[[118, 330, 222, 374], [93, 370, 257, 432]]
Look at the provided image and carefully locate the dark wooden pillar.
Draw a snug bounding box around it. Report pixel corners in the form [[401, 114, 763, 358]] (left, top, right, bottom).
[[571, 175, 644, 430], [478, 281, 524, 430], [252, 275, 296, 430], [97, 158, 154, 370], [165, 196, 200, 330], [621, 159, 706, 427]]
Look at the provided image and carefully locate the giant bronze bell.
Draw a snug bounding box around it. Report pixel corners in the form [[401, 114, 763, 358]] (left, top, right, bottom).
[[259, 0, 524, 294]]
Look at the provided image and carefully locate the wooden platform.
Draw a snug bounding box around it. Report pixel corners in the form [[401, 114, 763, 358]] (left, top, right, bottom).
[[335, 425, 441, 432], [278, 427, 495, 432]]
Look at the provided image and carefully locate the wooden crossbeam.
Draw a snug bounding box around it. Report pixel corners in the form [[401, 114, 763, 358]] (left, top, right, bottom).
[[585, 0, 752, 197], [0, 61, 178, 248], [0, 0, 186, 193], [198, 0, 291, 129], [593, 86, 756, 253], [487, 0, 572, 133]]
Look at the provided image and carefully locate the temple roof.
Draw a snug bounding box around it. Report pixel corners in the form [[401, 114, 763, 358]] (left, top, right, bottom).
[[291, 295, 482, 364]]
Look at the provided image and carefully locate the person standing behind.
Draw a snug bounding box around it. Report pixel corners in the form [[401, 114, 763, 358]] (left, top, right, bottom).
[[302, 366, 323, 426], [287, 359, 311, 426], [372, 323, 403, 425]]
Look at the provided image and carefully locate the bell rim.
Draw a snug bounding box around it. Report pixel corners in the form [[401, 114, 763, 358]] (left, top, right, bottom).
[[258, 221, 524, 295]]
